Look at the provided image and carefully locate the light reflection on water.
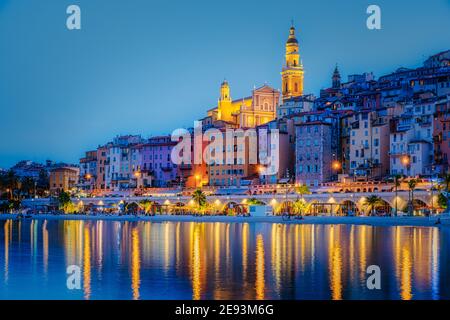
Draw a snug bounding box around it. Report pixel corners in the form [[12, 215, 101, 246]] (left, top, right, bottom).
[[0, 219, 449, 300]]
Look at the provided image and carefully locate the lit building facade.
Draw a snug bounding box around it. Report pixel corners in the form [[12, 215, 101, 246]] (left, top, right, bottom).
[[349, 110, 390, 179], [281, 25, 304, 101], [49, 167, 79, 195], [141, 136, 178, 187], [79, 150, 97, 191], [206, 81, 280, 128], [295, 116, 337, 186], [434, 96, 450, 173]]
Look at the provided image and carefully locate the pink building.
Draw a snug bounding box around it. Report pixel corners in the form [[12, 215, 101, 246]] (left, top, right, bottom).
[[140, 136, 179, 187]]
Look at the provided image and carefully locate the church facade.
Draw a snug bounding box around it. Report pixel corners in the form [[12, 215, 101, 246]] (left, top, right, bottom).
[[204, 24, 303, 128], [206, 81, 280, 128]]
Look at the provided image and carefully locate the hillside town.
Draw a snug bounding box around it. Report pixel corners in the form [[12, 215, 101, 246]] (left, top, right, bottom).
[[1, 26, 450, 207]]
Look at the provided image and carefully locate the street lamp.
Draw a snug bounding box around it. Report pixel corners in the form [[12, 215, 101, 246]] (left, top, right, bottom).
[[195, 174, 201, 189], [332, 160, 341, 182], [258, 165, 265, 185], [401, 155, 410, 172]]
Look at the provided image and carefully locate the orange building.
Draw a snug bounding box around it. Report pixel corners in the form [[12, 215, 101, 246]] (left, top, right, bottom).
[[49, 167, 79, 195]]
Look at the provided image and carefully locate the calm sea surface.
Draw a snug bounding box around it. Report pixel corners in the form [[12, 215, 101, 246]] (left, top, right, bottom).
[[0, 219, 449, 300]]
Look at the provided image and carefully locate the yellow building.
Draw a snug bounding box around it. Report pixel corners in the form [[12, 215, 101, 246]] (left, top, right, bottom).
[[281, 25, 304, 101], [49, 167, 79, 195], [207, 80, 280, 128]]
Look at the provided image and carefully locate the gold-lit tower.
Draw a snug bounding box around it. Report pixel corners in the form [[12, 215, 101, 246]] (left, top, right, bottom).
[[217, 79, 233, 122], [281, 24, 304, 101]]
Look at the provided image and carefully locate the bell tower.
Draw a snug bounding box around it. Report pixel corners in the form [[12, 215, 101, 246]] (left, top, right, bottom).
[[281, 24, 304, 101], [217, 80, 233, 121], [332, 64, 341, 88]]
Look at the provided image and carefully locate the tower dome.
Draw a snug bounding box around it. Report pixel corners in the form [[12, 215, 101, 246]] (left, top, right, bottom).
[[286, 26, 298, 44]]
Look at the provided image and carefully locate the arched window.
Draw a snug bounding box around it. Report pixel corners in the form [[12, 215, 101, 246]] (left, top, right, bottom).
[[285, 83, 288, 93], [294, 82, 298, 92]]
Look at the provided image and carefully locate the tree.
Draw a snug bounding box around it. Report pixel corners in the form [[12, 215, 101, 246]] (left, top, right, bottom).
[[407, 179, 417, 215], [0, 174, 6, 199], [192, 189, 207, 213], [20, 177, 35, 198], [363, 195, 383, 216], [3, 170, 19, 200], [247, 198, 265, 205], [438, 193, 447, 210], [442, 173, 450, 213], [125, 202, 139, 215], [36, 169, 49, 196], [58, 191, 74, 213], [293, 198, 308, 216], [139, 199, 154, 215], [295, 184, 311, 199]]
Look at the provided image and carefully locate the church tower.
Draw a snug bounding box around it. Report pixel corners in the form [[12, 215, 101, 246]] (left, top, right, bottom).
[[332, 64, 341, 88], [281, 24, 304, 101], [217, 80, 233, 122]]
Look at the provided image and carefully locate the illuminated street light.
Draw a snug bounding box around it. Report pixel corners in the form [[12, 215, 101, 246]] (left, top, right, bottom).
[[332, 161, 341, 171], [401, 155, 410, 166], [195, 174, 201, 188]]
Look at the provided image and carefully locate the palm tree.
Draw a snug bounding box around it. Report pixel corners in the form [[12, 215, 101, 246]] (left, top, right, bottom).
[[295, 184, 311, 200], [407, 179, 417, 216], [139, 199, 154, 215], [293, 198, 308, 217], [192, 189, 207, 213], [393, 174, 402, 216], [125, 202, 139, 215], [363, 195, 383, 216], [20, 177, 35, 198], [442, 173, 450, 213], [247, 198, 265, 205], [3, 170, 19, 200]]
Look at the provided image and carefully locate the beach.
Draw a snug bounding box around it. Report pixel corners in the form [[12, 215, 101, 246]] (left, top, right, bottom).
[[0, 213, 447, 227]]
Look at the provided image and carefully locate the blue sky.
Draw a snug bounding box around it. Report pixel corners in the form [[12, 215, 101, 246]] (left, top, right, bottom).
[[1, 0, 450, 168]]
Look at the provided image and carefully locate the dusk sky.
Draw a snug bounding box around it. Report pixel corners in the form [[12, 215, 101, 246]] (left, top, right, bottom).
[[1, 0, 450, 169]]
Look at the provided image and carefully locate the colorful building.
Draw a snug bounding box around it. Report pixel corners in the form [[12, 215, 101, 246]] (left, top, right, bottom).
[[49, 166, 79, 195], [140, 136, 178, 187], [295, 114, 337, 186], [95, 146, 108, 190], [349, 110, 390, 179], [433, 95, 450, 173], [79, 150, 97, 192]]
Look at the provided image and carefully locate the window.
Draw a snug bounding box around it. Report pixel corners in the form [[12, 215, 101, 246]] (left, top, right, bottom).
[[374, 138, 379, 147]]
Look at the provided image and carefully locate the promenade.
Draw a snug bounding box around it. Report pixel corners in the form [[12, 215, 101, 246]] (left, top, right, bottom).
[[1, 213, 447, 227]]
